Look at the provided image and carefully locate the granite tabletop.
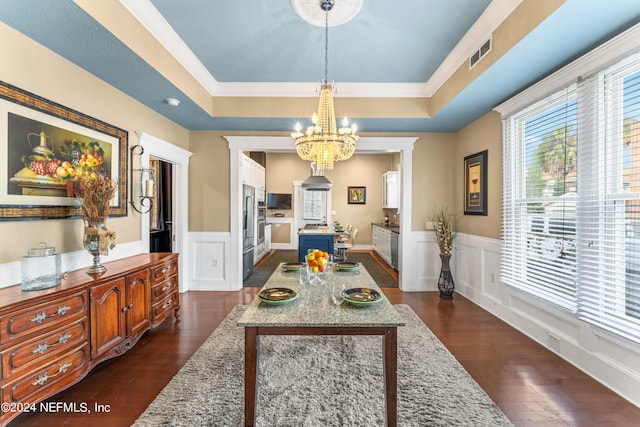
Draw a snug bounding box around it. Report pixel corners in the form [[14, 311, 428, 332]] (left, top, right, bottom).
[[237, 263, 404, 328]]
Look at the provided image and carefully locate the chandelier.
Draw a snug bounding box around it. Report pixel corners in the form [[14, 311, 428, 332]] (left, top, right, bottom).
[[291, 0, 358, 173]]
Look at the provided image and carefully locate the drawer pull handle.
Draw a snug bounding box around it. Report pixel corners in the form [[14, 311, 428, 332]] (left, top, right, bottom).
[[29, 305, 71, 324], [162, 298, 173, 309], [32, 362, 72, 386], [32, 333, 72, 355], [161, 284, 171, 292]]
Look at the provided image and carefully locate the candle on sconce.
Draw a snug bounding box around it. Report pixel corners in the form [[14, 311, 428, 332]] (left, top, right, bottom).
[[145, 179, 155, 197]]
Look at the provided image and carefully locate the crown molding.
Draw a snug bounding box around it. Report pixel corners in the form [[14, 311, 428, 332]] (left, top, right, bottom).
[[121, 0, 516, 99]]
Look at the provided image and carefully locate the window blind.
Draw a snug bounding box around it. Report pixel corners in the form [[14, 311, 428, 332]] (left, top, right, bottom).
[[502, 87, 578, 311], [502, 51, 640, 343], [577, 55, 640, 342]]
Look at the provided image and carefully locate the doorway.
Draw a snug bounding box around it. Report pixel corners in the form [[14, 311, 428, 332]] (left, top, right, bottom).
[[149, 158, 173, 252], [137, 132, 192, 293]]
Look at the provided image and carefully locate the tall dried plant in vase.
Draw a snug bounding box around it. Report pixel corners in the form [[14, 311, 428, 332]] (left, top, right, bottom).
[[431, 206, 456, 299], [74, 174, 118, 274], [431, 206, 456, 255]]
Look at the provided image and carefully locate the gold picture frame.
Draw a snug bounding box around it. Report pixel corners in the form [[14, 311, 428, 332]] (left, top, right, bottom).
[[464, 150, 487, 216], [347, 186, 366, 204], [0, 81, 128, 220]]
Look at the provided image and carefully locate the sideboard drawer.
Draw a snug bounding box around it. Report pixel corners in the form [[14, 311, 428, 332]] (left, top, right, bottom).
[[151, 291, 179, 325], [0, 292, 87, 345], [151, 276, 178, 302], [2, 344, 89, 405], [1, 317, 88, 381], [150, 258, 178, 285]]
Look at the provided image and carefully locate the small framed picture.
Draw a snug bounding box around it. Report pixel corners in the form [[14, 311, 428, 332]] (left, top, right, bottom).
[[464, 150, 488, 216], [347, 186, 366, 204]]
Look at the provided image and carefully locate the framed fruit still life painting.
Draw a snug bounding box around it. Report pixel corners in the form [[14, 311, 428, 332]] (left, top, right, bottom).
[[464, 150, 487, 216], [0, 81, 128, 220]]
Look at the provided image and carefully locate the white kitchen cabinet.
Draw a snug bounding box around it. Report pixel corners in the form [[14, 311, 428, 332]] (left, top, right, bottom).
[[372, 224, 392, 265], [382, 171, 399, 209], [241, 155, 265, 190]]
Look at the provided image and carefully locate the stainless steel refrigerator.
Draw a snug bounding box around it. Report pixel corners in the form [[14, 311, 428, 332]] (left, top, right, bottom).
[[242, 184, 255, 280]]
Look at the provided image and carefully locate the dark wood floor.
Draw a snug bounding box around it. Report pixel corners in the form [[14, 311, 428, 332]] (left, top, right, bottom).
[[11, 254, 640, 426]]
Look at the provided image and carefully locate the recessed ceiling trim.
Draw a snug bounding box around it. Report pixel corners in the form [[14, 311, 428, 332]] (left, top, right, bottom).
[[213, 82, 430, 98], [121, 0, 516, 101], [424, 0, 524, 96], [119, 0, 219, 95]]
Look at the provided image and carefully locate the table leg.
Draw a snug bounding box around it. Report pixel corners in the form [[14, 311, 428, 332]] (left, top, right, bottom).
[[383, 327, 398, 427], [245, 327, 258, 427]]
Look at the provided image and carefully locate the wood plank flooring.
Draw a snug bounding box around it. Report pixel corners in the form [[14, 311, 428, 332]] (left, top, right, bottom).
[[10, 254, 640, 426]]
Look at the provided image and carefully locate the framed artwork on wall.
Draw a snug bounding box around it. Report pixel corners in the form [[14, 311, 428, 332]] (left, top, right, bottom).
[[347, 186, 366, 204], [464, 149, 488, 216], [0, 81, 128, 220]]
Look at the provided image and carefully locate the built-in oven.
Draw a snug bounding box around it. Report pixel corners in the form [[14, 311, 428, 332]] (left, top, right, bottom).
[[257, 201, 266, 246]]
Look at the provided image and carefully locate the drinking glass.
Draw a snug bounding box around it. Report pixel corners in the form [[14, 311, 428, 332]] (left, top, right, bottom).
[[330, 277, 345, 305], [298, 266, 309, 286]]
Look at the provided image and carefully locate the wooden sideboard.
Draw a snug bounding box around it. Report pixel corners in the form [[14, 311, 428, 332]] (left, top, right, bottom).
[[0, 253, 179, 426]]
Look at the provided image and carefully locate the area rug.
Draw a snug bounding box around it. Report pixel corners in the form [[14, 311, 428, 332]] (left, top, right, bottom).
[[244, 250, 398, 288], [133, 305, 512, 427]]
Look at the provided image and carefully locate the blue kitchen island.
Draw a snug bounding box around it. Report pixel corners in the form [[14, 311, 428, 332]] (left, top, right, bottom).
[[297, 226, 340, 262]]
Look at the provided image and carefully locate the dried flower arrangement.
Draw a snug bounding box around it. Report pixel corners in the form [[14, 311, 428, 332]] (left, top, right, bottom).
[[74, 175, 118, 225], [431, 206, 456, 255], [74, 174, 118, 259]]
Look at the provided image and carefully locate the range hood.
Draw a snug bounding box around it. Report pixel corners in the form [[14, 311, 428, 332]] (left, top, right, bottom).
[[301, 162, 332, 191]]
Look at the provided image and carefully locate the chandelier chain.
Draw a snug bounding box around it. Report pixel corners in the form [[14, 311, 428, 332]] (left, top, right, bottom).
[[324, 11, 329, 84]]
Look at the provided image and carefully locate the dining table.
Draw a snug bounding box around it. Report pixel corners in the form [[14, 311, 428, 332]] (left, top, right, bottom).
[[237, 261, 404, 426]]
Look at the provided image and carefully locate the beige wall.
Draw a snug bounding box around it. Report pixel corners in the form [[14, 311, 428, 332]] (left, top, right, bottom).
[[185, 132, 461, 240], [188, 132, 231, 231], [264, 153, 394, 246], [411, 133, 457, 231], [0, 23, 188, 264], [454, 111, 502, 239]]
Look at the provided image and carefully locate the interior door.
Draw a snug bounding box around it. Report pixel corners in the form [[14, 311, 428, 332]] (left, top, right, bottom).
[[149, 158, 173, 252]]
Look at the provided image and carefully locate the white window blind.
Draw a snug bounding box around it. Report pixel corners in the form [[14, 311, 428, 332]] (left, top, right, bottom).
[[502, 87, 578, 311], [577, 55, 640, 341], [502, 51, 640, 343]]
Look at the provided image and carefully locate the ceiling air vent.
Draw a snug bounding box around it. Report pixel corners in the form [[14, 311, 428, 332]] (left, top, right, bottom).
[[469, 37, 492, 69]]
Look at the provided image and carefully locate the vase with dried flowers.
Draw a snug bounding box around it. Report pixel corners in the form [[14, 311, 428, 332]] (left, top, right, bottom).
[[431, 206, 456, 299], [74, 174, 118, 274]]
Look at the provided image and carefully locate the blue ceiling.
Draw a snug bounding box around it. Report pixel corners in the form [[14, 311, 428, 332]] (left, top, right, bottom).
[[1, 0, 639, 133]]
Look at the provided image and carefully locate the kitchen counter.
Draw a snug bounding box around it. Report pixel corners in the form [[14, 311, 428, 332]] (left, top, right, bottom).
[[372, 223, 400, 234], [298, 229, 342, 235]]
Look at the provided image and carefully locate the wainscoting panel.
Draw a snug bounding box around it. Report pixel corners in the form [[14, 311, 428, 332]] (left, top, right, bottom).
[[452, 233, 640, 408], [188, 232, 232, 291], [401, 231, 438, 291]]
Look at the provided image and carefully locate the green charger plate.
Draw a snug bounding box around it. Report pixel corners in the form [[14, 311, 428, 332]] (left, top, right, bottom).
[[342, 288, 382, 306], [258, 287, 298, 305], [282, 262, 306, 272], [335, 262, 361, 272]]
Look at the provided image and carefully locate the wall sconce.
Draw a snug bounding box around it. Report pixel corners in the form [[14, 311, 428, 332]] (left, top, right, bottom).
[[129, 145, 155, 214]]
